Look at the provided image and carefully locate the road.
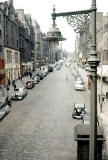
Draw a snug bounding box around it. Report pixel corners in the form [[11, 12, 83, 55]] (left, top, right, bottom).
[[0, 65, 90, 160]]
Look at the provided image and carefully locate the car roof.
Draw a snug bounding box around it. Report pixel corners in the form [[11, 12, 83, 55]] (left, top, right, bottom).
[[74, 104, 85, 108]]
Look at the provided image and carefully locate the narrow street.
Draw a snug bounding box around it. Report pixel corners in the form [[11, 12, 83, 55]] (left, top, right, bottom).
[[0, 65, 90, 160]]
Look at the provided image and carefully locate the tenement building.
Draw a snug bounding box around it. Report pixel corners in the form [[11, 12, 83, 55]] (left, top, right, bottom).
[[0, 0, 20, 82]]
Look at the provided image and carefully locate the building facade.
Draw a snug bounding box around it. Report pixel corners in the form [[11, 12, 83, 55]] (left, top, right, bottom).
[[0, 0, 20, 81]]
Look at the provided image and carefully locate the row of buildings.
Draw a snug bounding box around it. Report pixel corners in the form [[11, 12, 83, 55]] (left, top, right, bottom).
[[0, 0, 58, 86], [75, 12, 108, 67]]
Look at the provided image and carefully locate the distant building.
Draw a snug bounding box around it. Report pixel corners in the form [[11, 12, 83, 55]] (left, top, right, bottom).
[[75, 12, 108, 66], [15, 9, 35, 73]]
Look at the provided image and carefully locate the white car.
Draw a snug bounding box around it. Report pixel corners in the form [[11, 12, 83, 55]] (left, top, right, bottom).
[[0, 98, 11, 120], [75, 81, 84, 91], [11, 87, 28, 100], [66, 63, 71, 67]]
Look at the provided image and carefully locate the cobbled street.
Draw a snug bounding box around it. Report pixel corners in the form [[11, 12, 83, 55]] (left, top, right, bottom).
[[0, 65, 90, 160]]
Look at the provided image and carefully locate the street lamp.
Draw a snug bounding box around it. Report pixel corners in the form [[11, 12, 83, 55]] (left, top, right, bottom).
[[50, 0, 99, 160], [43, 6, 66, 64]]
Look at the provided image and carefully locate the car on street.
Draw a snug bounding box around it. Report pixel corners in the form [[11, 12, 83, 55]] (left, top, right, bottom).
[[72, 103, 85, 119], [66, 62, 71, 67], [26, 81, 35, 89], [11, 87, 28, 100], [56, 65, 61, 70], [32, 76, 40, 84], [37, 71, 44, 80], [83, 114, 99, 125], [0, 97, 11, 120], [75, 80, 84, 91], [48, 65, 54, 72]]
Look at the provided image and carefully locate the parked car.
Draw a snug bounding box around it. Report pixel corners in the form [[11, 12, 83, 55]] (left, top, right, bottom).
[[83, 114, 90, 124], [37, 71, 44, 80], [32, 76, 40, 84], [83, 114, 99, 125], [66, 62, 71, 67], [26, 81, 35, 89], [56, 65, 61, 70], [75, 81, 84, 91], [11, 87, 28, 100], [0, 97, 11, 119], [48, 65, 54, 72], [72, 103, 85, 119]]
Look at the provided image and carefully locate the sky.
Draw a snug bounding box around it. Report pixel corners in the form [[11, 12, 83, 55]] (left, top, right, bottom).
[[6, 0, 108, 52]]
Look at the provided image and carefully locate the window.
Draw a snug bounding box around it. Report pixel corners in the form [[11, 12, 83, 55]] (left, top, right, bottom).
[[12, 37, 13, 45], [6, 20, 8, 30], [6, 34, 8, 45], [17, 40, 18, 48], [11, 24, 13, 34], [0, 30, 2, 39], [0, 15, 1, 23], [0, 45, 2, 53], [15, 52, 18, 63], [7, 50, 12, 63]]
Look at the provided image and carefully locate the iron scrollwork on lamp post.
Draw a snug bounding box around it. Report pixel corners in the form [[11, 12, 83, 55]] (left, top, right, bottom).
[[52, 1, 100, 159]]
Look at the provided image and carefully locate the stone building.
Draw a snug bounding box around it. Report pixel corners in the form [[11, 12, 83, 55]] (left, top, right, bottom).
[[32, 20, 49, 68], [0, 6, 5, 86], [75, 12, 108, 66], [0, 0, 20, 81], [15, 9, 35, 74]]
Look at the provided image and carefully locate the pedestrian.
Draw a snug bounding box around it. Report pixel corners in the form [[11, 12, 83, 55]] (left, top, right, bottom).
[[13, 83, 16, 91], [6, 84, 10, 96], [20, 75, 23, 82], [7, 79, 10, 86], [98, 94, 100, 103], [22, 80, 25, 86], [12, 80, 15, 87]]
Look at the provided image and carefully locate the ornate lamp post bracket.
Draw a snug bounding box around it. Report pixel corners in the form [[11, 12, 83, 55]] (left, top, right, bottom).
[[52, 5, 95, 33], [65, 14, 90, 33]]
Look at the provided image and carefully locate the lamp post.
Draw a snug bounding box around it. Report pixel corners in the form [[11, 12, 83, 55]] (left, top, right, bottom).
[[50, 0, 99, 159]]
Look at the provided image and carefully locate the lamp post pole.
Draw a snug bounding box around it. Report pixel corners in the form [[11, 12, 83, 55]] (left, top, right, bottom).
[[88, 0, 99, 159]]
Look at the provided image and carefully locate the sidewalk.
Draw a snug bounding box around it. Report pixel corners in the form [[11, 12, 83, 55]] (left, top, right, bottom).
[[0, 76, 31, 99], [78, 67, 108, 158]]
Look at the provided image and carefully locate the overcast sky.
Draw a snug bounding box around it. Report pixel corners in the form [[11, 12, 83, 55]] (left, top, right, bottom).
[[11, 0, 108, 52]]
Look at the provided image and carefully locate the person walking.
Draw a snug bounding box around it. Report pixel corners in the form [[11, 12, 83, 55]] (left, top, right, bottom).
[[13, 83, 16, 91], [7, 79, 11, 86]]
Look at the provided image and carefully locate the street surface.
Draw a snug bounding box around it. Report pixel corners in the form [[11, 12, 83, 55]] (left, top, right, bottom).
[[0, 65, 90, 160]]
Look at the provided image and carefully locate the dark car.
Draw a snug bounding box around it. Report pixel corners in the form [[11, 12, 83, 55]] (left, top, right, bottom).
[[48, 65, 54, 72], [26, 81, 35, 89], [72, 103, 85, 119]]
